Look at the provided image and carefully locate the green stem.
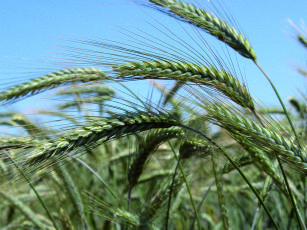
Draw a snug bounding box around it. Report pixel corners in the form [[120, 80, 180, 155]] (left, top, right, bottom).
[[211, 154, 229, 230], [165, 159, 180, 230], [254, 62, 302, 150], [305, 176, 307, 225], [127, 186, 132, 212], [168, 141, 202, 230], [71, 155, 118, 200], [255, 61, 306, 230], [4, 150, 59, 230], [251, 162, 276, 230], [178, 124, 279, 230], [190, 180, 215, 230], [277, 155, 306, 230], [124, 187, 132, 230], [251, 206, 261, 230]]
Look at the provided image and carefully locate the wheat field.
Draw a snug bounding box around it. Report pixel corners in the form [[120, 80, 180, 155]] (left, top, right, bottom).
[[0, 1, 306, 229]]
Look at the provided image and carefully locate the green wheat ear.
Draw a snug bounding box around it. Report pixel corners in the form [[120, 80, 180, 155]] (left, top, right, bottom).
[[0, 68, 107, 103], [114, 60, 255, 110], [25, 111, 180, 166], [206, 103, 307, 174], [147, 0, 256, 60]]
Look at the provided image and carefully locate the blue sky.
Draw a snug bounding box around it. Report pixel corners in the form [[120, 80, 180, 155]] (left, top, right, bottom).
[[0, 0, 307, 112]]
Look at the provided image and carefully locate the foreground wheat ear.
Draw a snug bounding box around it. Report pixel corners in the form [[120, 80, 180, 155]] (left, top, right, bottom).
[[114, 60, 255, 110], [147, 0, 257, 60], [25, 111, 180, 166]]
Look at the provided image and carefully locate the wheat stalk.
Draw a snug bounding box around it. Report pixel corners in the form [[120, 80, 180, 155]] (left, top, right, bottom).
[[211, 153, 229, 230]]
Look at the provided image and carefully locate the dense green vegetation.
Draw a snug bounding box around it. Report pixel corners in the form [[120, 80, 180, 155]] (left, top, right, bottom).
[[0, 1, 306, 229]]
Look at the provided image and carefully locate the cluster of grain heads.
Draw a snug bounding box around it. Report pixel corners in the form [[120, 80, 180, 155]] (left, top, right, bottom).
[[0, 68, 107, 103], [0, 0, 306, 228], [114, 60, 255, 110], [145, 0, 302, 166]]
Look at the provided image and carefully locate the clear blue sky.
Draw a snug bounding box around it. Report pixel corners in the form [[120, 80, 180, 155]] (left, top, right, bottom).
[[0, 0, 307, 112]]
